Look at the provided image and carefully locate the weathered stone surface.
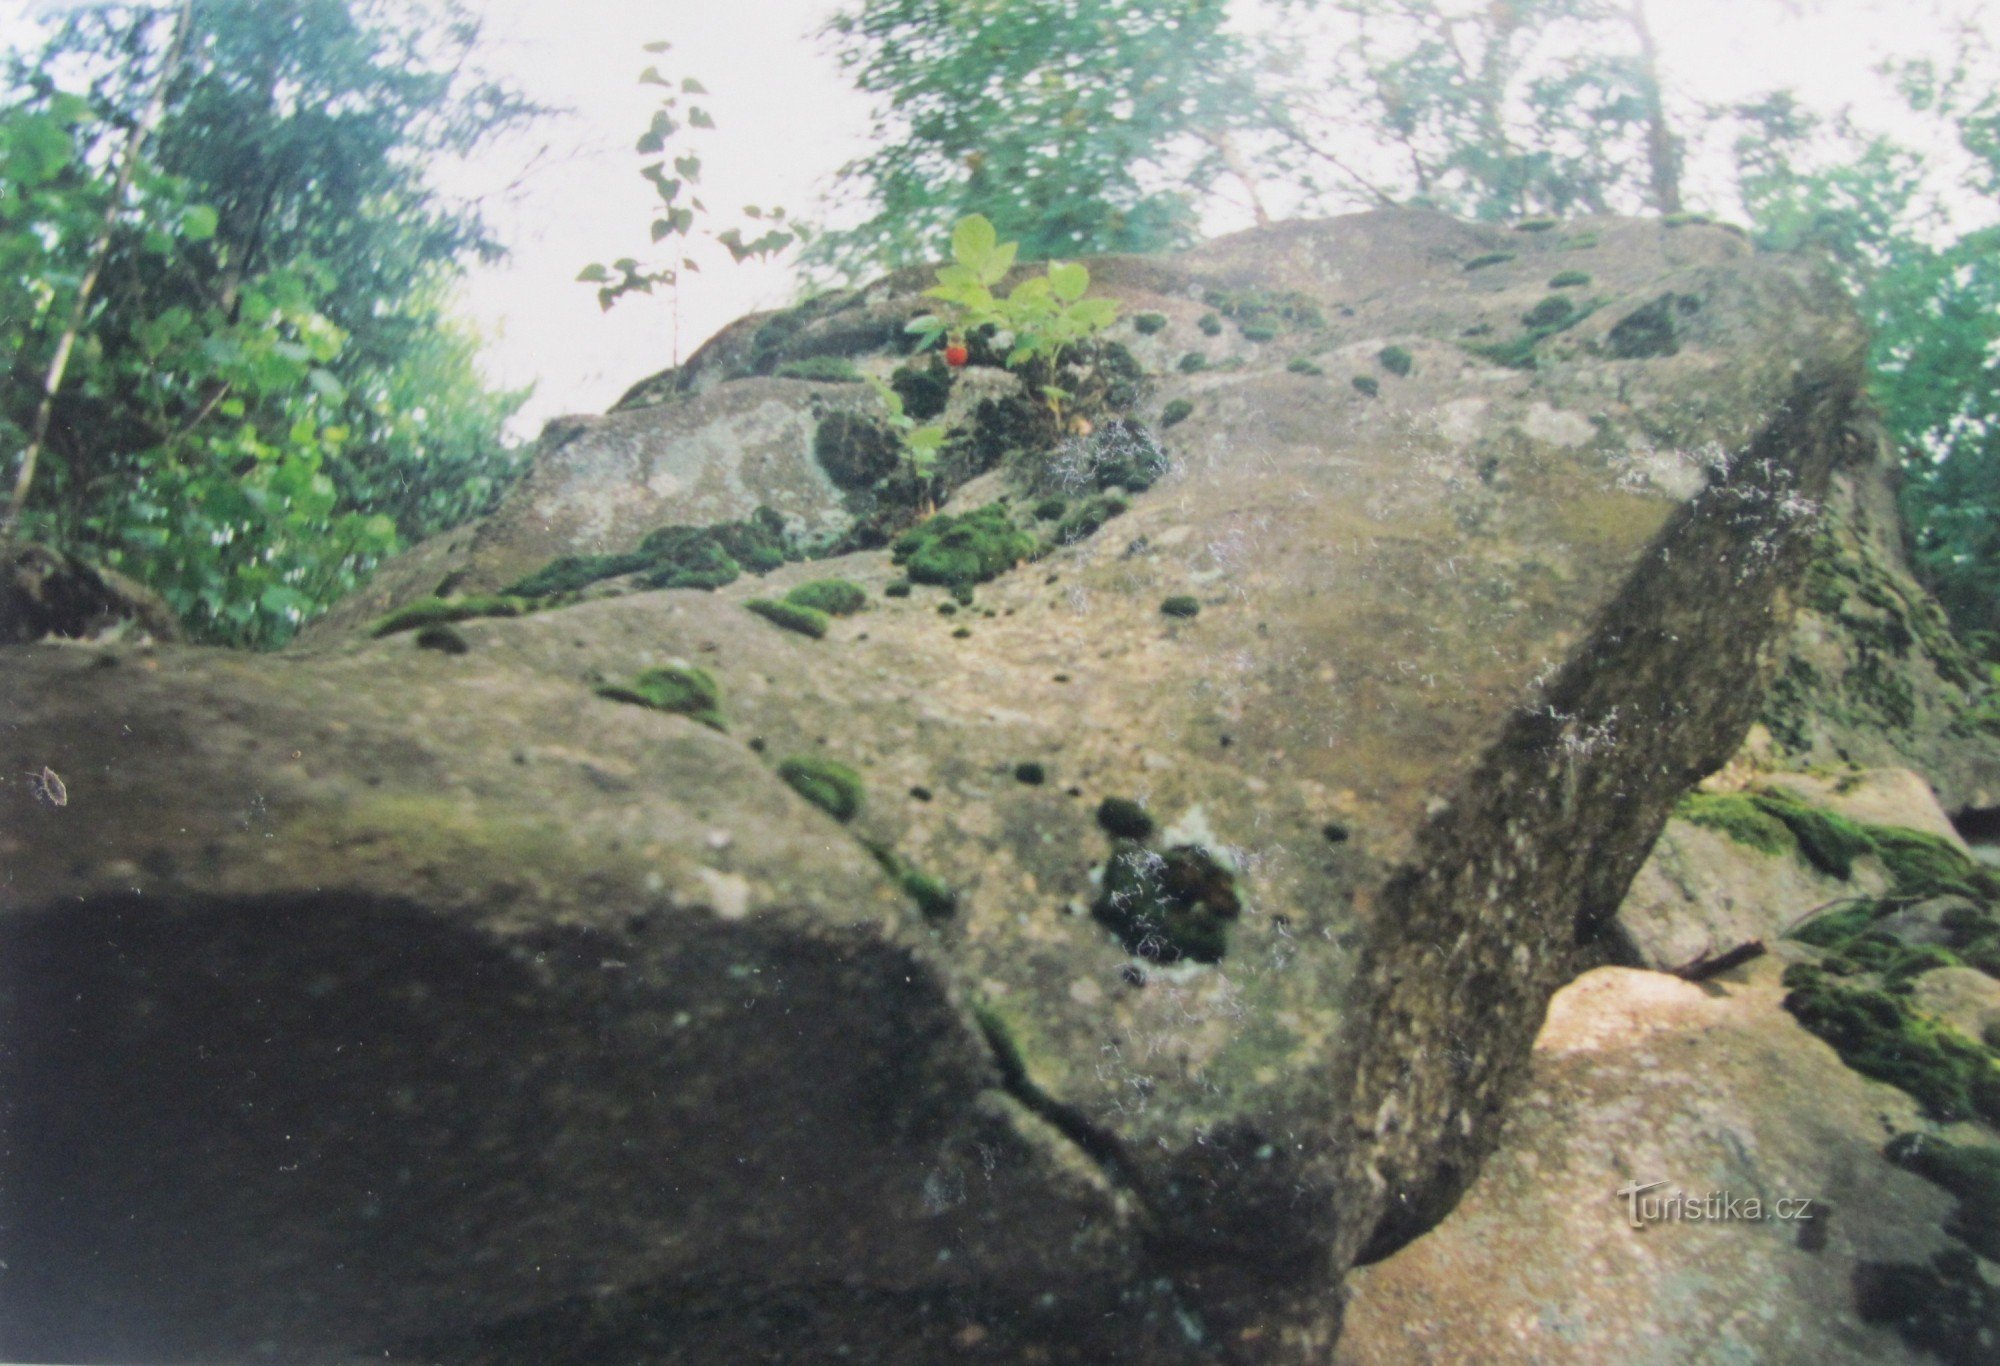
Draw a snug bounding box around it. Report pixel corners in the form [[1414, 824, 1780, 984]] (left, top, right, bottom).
[[1337, 962, 1953, 1365], [1614, 765, 1961, 969], [0, 210, 1866, 1361], [1757, 423, 2000, 813]]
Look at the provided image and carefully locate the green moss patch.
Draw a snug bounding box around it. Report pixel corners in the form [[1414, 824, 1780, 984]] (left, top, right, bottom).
[[814, 410, 902, 490], [1856, 1247, 2000, 1365], [414, 624, 470, 654], [1513, 217, 1558, 232], [594, 664, 726, 731], [1133, 312, 1168, 335], [865, 841, 957, 921], [892, 505, 1036, 588], [1096, 797, 1155, 841], [746, 598, 830, 639], [1549, 269, 1592, 288], [1239, 323, 1277, 342], [370, 594, 528, 638], [1782, 963, 2000, 1124], [1161, 595, 1200, 619], [506, 507, 793, 599], [1523, 295, 1577, 330], [784, 578, 868, 616], [1203, 286, 1325, 333], [1606, 292, 1697, 361], [1178, 352, 1209, 374], [1014, 762, 1046, 786], [1462, 252, 1515, 271], [774, 356, 862, 383], [1352, 375, 1379, 397], [1197, 313, 1223, 337], [1093, 844, 1242, 964], [1377, 345, 1413, 377], [1886, 1133, 2000, 1260], [778, 755, 863, 823], [890, 357, 953, 421], [1676, 791, 1795, 856], [1286, 357, 1324, 376], [1050, 493, 1129, 546], [1160, 398, 1194, 428], [1032, 497, 1068, 521]]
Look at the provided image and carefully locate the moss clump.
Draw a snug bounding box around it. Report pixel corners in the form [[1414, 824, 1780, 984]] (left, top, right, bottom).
[[1051, 493, 1129, 545], [1073, 420, 1169, 493], [774, 356, 862, 383], [1676, 791, 1794, 855], [778, 755, 864, 823], [1178, 352, 1209, 374], [1662, 212, 1710, 227], [370, 594, 527, 638], [1792, 900, 1891, 949], [1351, 375, 1379, 397], [1197, 313, 1223, 336], [1748, 788, 1876, 879], [1514, 217, 1558, 232], [884, 580, 912, 598], [1782, 964, 2000, 1124], [1606, 292, 1695, 360], [1032, 497, 1068, 521], [1564, 231, 1599, 249], [745, 598, 830, 639], [892, 505, 1036, 588], [1093, 844, 1242, 963], [1014, 762, 1046, 785], [414, 624, 470, 654], [784, 578, 868, 616], [1377, 345, 1413, 377], [866, 842, 957, 921], [1239, 323, 1278, 342], [1523, 295, 1577, 329], [1204, 286, 1325, 332], [1286, 357, 1325, 376], [1160, 398, 1194, 428], [949, 581, 976, 605], [1855, 1247, 2000, 1365], [1096, 796, 1155, 841], [889, 357, 953, 421], [1133, 312, 1168, 335], [506, 507, 793, 599], [937, 602, 957, 616], [594, 664, 726, 730], [1871, 826, 1997, 900], [1887, 1133, 2000, 1260], [813, 410, 902, 489], [1549, 269, 1592, 288], [1463, 252, 1515, 271], [1161, 595, 1200, 618]]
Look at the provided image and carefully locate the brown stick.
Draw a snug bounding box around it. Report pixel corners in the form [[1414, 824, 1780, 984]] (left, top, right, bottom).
[[1670, 940, 1765, 982]]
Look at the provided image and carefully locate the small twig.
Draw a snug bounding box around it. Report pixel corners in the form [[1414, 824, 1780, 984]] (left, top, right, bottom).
[[1669, 940, 1765, 982]]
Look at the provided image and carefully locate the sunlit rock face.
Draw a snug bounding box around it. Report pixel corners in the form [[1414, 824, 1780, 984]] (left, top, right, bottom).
[[0, 210, 1866, 1362]]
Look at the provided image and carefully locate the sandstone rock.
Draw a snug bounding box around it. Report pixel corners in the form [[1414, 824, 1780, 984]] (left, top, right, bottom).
[[1337, 962, 1954, 1365], [0, 210, 1866, 1361]]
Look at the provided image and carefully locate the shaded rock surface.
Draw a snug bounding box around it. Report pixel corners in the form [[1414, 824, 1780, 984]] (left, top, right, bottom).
[[1336, 962, 1953, 1364], [0, 210, 1866, 1361]]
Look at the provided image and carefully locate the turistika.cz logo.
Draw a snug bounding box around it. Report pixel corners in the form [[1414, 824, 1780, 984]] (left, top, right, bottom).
[[1616, 1180, 1818, 1230]]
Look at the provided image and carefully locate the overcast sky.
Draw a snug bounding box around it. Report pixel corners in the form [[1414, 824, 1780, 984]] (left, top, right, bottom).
[[1, 0, 1987, 436]]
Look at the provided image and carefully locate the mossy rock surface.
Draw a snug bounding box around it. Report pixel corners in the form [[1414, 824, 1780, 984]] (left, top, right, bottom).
[[777, 755, 864, 822], [594, 664, 726, 730], [745, 598, 830, 639], [784, 579, 868, 617]]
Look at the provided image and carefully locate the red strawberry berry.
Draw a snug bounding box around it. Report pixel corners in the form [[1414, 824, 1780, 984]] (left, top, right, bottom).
[[944, 342, 970, 368]]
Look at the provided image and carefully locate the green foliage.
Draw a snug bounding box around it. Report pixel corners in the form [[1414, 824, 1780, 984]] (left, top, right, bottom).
[[777, 755, 864, 822], [1160, 398, 1195, 427], [1548, 269, 1592, 288], [1377, 346, 1413, 377], [1351, 375, 1379, 397], [578, 41, 805, 314], [784, 578, 868, 616], [810, 0, 1258, 277], [1286, 357, 1325, 376], [1133, 312, 1168, 335], [1675, 791, 1796, 856], [505, 507, 792, 599], [864, 375, 947, 482], [1051, 492, 1128, 545], [905, 214, 1120, 403], [369, 594, 527, 638], [1198, 313, 1223, 337], [891, 504, 1035, 587], [2, 1, 538, 646], [1886, 1133, 2000, 1260], [1160, 595, 1200, 618], [595, 665, 726, 731], [745, 598, 830, 639]]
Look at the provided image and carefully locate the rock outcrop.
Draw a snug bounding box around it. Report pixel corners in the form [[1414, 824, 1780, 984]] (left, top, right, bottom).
[[0, 210, 1869, 1362]]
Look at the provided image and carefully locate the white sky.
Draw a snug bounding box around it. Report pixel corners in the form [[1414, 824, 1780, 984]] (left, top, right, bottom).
[[0, 0, 1988, 436]]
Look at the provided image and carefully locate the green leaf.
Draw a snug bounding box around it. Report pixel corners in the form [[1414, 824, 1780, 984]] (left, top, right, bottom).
[[180, 204, 219, 242], [1047, 261, 1089, 302], [643, 40, 672, 52], [1067, 297, 1119, 329], [952, 214, 998, 269], [577, 263, 611, 282], [682, 78, 708, 94], [639, 67, 672, 88], [689, 107, 715, 129]]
